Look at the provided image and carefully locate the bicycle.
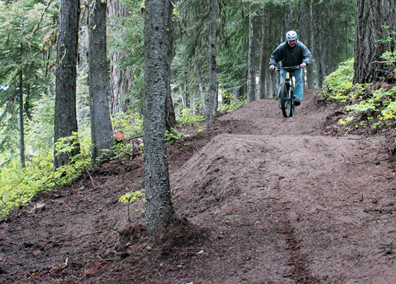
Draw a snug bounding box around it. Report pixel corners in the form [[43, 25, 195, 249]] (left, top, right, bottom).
[[275, 65, 300, 118]]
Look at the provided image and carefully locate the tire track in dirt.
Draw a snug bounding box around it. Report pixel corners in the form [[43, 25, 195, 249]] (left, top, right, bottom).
[[280, 209, 320, 283]]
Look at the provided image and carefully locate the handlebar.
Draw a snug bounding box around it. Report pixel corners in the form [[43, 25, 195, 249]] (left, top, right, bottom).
[[274, 65, 301, 72]]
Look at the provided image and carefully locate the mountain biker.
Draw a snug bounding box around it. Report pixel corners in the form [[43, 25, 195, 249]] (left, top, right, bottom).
[[269, 30, 312, 108]]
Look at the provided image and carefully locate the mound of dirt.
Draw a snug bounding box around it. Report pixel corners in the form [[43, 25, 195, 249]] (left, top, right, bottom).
[[1, 90, 396, 283]]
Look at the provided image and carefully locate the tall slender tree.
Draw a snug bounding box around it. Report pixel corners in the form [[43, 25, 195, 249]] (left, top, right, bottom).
[[89, 0, 114, 167], [306, 0, 315, 89], [205, 0, 218, 129], [248, 2, 256, 102], [108, 0, 134, 114], [143, 0, 177, 243], [195, 59, 206, 111], [18, 70, 25, 168], [54, 0, 80, 169], [258, 6, 267, 100]]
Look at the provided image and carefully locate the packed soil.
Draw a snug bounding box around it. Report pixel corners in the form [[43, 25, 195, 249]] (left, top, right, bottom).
[[1, 89, 396, 284]]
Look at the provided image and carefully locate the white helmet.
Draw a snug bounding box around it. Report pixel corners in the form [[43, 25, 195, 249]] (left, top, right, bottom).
[[286, 30, 298, 41]]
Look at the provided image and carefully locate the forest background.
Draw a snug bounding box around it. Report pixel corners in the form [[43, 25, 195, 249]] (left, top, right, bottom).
[[0, 0, 395, 233]]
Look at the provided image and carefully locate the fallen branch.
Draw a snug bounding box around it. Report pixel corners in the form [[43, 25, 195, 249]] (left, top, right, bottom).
[[86, 168, 95, 188], [27, 272, 40, 284], [372, 61, 389, 64]]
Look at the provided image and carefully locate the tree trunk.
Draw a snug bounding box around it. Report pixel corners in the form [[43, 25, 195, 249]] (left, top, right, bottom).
[[54, 0, 80, 169], [346, 21, 350, 59], [183, 73, 189, 108], [165, 2, 177, 132], [270, 71, 278, 98], [258, 7, 266, 100], [306, 0, 315, 89], [144, 0, 177, 243], [165, 90, 177, 131], [89, 0, 114, 167], [19, 69, 25, 169], [108, 0, 133, 114], [318, 41, 326, 87], [195, 60, 206, 112], [353, 0, 396, 84], [205, 0, 218, 129], [247, 3, 256, 102], [314, 31, 326, 87]]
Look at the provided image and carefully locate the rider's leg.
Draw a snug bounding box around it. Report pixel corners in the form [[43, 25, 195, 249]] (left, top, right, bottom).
[[278, 69, 287, 102], [293, 68, 303, 101]]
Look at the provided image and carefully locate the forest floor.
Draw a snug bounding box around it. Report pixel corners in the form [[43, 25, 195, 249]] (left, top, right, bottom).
[[1, 89, 396, 284]]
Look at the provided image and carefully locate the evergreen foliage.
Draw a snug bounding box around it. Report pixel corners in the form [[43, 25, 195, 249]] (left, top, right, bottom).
[[107, 0, 144, 105], [0, 0, 57, 163]]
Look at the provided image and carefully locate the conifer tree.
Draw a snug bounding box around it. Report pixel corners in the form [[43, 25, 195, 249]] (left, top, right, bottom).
[[54, 0, 80, 169], [89, 0, 114, 167], [144, 0, 177, 243], [0, 1, 56, 168]]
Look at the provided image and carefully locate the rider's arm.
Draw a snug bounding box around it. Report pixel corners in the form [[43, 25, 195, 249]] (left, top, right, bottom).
[[269, 43, 284, 68], [299, 42, 312, 66], [269, 53, 278, 69]]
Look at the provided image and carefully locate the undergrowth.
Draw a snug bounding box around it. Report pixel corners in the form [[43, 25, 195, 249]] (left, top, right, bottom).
[[0, 133, 91, 216], [219, 90, 247, 114], [320, 58, 396, 131], [0, 108, 208, 216], [0, 112, 142, 216]]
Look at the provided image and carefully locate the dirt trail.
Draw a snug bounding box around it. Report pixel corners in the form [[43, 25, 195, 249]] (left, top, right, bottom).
[[1, 90, 396, 283], [171, 90, 396, 283]]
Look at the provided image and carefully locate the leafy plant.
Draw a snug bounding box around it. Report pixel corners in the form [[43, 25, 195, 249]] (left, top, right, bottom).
[[321, 58, 355, 101], [378, 26, 396, 79], [112, 112, 143, 140], [378, 25, 396, 44], [118, 189, 145, 222], [176, 108, 204, 126], [165, 128, 186, 144], [219, 90, 247, 113], [320, 53, 396, 131]]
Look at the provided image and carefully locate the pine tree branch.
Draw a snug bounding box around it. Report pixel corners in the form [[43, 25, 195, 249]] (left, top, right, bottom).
[[29, 0, 53, 45]]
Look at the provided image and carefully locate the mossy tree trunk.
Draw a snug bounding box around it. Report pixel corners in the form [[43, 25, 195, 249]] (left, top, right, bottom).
[[89, 0, 114, 167], [143, 0, 177, 243], [54, 0, 80, 169]]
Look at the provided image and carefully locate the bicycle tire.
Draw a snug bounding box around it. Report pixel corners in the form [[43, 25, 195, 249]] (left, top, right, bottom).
[[280, 81, 291, 117], [289, 87, 295, 117]]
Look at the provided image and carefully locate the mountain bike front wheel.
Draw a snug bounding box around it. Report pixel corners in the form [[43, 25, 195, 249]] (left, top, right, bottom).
[[280, 81, 294, 117]]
